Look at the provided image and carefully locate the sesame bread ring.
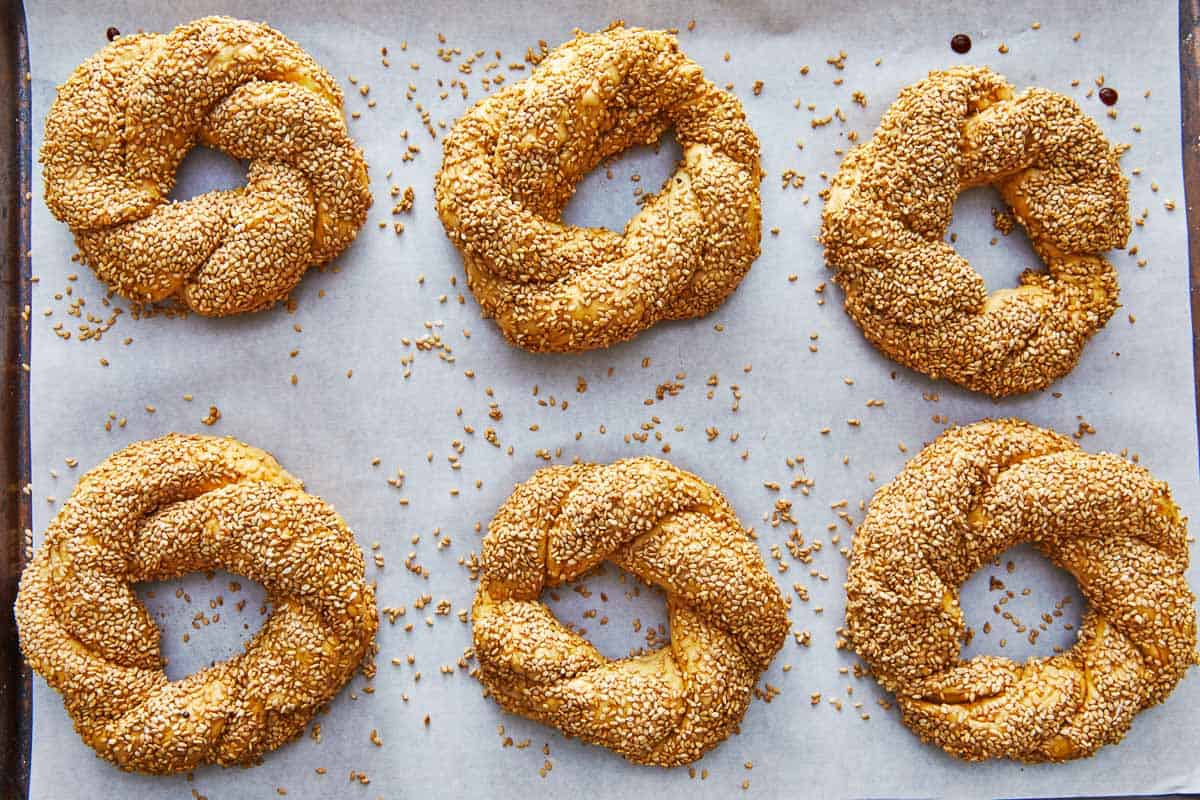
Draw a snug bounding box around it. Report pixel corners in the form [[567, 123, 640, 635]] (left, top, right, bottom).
[[472, 457, 789, 766], [40, 16, 372, 316], [821, 67, 1131, 397], [846, 419, 1196, 762], [435, 23, 762, 352], [15, 434, 377, 774]]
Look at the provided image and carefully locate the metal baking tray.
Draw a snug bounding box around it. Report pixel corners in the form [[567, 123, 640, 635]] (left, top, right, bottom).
[[0, 0, 32, 796], [2, 0, 1198, 798]]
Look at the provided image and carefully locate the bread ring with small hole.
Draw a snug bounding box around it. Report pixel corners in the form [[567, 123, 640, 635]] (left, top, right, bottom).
[[15, 434, 377, 774], [845, 419, 1196, 762], [41, 16, 372, 316], [472, 457, 789, 765], [821, 67, 1130, 397], [435, 23, 762, 352]]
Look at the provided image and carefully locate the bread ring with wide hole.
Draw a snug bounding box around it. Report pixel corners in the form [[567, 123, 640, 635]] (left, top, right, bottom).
[[845, 419, 1196, 762], [15, 434, 378, 774], [472, 457, 789, 766], [821, 67, 1130, 397], [40, 16, 372, 316], [435, 23, 762, 352]]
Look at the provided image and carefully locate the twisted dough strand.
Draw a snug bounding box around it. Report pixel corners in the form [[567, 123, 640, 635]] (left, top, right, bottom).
[[41, 16, 371, 315], [821, 67, 1130, 396], [846, 420, 1195, 762], [472, 458, 788, 766], [436, 24, 762, 352], [16, 435, 377, 774]]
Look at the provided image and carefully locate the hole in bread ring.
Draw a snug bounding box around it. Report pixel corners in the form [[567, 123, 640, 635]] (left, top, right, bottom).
[[134, 566, 270, 683], [821, 67, 1130, 397], [845, 419, 1196, 762]]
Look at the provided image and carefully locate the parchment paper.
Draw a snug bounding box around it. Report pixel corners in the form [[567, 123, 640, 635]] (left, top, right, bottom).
[[22, 0, 1200, 798]]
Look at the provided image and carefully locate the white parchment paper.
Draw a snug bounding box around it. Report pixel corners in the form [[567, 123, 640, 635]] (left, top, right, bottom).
[[23, 0, 1200, 798]]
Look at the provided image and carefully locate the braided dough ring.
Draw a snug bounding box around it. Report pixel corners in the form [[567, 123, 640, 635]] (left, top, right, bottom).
[[435, 24, 762, 352], [472, 458, 789, 766], [41, 16, 372, 316], [821, 67, 1130, 397], [846, 419, 1196, 762], [15, 435, 377, 774]]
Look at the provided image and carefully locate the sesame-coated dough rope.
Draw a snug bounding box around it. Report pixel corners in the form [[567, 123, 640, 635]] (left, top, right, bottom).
[[436, 23, 762, 352], [846, 420, 1196, 762], [41, 16, 372, 316], [472, 457, 789, 766], [821, 67, 1130, 397], [15, 435, 378, 774]]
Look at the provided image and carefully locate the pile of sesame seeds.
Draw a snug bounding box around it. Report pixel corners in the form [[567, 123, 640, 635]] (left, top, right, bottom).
[[435, 23, 762, 352], [820, 66, 1131, 397]]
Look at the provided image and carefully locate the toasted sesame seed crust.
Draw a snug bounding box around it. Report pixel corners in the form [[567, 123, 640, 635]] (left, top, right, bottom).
[[14, 434, 378, 774], [821, 68, 1131, 397], [472, 457, 789, 766], [435, 23, 762, 352], [40, 16, 372, 316], [846, 419, 1196, 762]]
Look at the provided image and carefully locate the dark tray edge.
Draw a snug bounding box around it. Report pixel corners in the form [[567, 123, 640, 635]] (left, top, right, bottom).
[[1, 0, 33, 797], [1185, 4, 1200, 474]]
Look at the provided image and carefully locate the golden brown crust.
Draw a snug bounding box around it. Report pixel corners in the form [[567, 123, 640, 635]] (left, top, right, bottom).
[[472, 457, 788, 766], [435, 23, 762, 352], [15, 435, 377, 774], [845, 419, 1196, 762], [41, 16, 372, 316], [821, 67, 1130, 397]]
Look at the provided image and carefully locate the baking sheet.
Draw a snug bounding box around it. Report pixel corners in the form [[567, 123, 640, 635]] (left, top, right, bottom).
[[21, 0, 1200, 797]]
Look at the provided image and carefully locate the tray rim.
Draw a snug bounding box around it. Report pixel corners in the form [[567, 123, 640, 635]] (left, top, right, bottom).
[[1, 0, 33, 797], [1184, 0, 1200, 481]]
